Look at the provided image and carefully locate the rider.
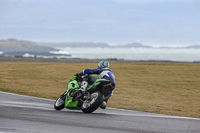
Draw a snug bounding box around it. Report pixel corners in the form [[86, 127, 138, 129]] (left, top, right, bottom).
[[76, 60, 115, 109]]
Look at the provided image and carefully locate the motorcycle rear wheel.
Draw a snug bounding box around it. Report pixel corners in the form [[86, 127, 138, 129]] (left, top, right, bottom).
[[81, 91, 103, 113]]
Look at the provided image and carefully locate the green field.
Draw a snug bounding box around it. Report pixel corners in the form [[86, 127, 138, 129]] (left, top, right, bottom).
[[0, 62, 200, 118]]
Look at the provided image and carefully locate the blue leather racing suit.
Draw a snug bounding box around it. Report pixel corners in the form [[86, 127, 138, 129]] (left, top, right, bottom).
[[78, 68, 115, 100], [83, 68, 115, 83]]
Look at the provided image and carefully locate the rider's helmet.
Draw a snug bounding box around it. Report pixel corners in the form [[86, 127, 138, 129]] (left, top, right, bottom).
[[98, 60, 110, 69]]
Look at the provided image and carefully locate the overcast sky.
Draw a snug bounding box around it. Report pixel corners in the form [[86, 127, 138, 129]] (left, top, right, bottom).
[[0, 0, 200, 46]]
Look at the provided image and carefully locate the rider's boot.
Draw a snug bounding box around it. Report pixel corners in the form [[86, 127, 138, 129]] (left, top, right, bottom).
[[100, 101, 107, 109], [100, 92, 113, 109]]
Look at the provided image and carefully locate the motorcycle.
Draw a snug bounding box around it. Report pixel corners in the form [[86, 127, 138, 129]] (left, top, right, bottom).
[[54, 75, 115, 113]]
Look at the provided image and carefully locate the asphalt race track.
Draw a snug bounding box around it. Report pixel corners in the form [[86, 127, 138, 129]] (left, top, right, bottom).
[[0, 91, 199, 133]]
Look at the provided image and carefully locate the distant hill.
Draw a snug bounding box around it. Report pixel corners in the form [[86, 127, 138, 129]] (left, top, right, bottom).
[[114, 43, 152, 48], [1, 39, 199, 51], [159, 44, 200, 49], [185, 45, 200, 49], [0, 39, 56, 52], [39, 42, 110, 48], [39, 42, 154, 48]]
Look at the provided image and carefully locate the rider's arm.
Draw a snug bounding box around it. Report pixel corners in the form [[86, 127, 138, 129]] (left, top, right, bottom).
[[83, 68, 101, 75], [76, 68, 100, 77]]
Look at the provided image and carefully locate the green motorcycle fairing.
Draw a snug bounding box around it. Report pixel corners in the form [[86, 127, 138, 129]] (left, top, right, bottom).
[[64, 76, 105, 109], [87, 78, 105, 91], [64, 76, 80, 109]]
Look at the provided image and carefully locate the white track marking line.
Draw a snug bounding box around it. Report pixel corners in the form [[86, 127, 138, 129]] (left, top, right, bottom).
[[0, 91, 55, 101], [0, 103, 54, 111], [104, 112, 200, 120]]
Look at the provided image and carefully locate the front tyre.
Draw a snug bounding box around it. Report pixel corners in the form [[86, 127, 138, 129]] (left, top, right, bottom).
[[54, 91, 66, 110], [81, 91, 103, 113]]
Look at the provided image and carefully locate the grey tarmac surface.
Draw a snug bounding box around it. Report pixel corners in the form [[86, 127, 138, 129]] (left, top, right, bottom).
[[0, 91, 199, 133]]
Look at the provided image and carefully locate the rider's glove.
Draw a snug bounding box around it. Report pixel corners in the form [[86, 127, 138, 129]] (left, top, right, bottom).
[[75, 73, 81, 78], [75, 73, 82, 78], [75, 72, 84, 78]]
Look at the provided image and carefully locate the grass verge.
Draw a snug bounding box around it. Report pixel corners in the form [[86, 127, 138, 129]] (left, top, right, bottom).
[[0, 62, 200, 118]]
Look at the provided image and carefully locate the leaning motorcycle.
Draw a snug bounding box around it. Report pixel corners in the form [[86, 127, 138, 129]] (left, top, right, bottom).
[[54, 75, 114, 113]]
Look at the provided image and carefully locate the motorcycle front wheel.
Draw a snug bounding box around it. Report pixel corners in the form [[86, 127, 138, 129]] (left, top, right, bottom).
[[81, 91, 103, 113], [54, 91, 66, 110]]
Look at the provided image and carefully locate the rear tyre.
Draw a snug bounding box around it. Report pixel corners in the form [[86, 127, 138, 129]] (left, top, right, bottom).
[[54, 91, 66, 110], [81, 91, 103, 113]]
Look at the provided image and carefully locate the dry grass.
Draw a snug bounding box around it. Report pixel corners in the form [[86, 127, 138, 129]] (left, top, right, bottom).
[[0, 62, 200, 118]]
